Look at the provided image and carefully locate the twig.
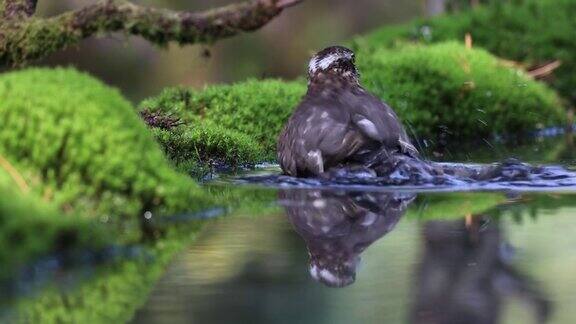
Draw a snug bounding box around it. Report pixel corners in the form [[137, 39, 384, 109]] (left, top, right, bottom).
[[465, 32, 473, 49], [0, 154, 30, 194], [527, 60, 562, 79]]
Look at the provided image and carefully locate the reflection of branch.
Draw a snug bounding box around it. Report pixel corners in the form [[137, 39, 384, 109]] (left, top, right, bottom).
[[0, 0, 302, 65]]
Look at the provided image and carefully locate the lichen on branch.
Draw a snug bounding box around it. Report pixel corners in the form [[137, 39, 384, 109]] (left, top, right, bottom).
[[0, 0, 302, 65], [1, 0, 37, 19]]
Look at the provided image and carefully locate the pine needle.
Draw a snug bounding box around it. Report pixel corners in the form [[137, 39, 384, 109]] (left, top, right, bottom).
[[0, 154, 30, 194]]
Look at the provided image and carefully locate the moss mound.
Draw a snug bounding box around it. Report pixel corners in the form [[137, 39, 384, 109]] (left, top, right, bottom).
[[142, 43, 562, 159], [353, 0, 576, 105], [0, 67, 220, 280], [358, 42, 564, 140], [139, 81, 306, 158], [0, 68, 212, 221], [152, 124, 264, 178]]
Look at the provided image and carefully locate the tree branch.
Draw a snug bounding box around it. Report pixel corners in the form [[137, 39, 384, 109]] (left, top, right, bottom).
[[0, 0, 302, 65]]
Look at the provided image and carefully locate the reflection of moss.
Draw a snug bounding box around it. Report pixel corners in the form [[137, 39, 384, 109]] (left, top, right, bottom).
[[11, 226, 201, 324], [408, 192, 506, 220], [205, 185, 281, 216], [493, 193, 576, 224], [352, 0, 576, 105], [0, 182, 106, 281], [6, 186, 281, 323]]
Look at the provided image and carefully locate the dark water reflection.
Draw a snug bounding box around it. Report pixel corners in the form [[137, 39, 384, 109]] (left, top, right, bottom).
[[133, 189, 576, 324], [413, 216, 550, 324], [279, 190, 414, 287]]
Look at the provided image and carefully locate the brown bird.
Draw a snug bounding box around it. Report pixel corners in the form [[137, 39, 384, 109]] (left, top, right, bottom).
[[277, 46, 418, 177]]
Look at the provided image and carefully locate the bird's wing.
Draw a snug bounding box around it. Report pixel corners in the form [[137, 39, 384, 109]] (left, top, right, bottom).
[[302, 103, 366, 164], [345, 91, 419, 157], [278, 98, 366, 176]]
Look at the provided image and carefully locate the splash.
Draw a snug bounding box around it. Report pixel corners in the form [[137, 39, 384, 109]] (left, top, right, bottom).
[[238, 157, 576, 192]]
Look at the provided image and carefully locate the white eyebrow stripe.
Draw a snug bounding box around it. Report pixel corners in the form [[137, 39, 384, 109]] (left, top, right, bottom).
[[309, 52, 349, 73], [316, 53, 341, 70], [308, 57, 318, 73]]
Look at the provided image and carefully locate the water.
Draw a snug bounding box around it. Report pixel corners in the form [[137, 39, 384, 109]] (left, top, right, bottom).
[[2, 136, 576, 323], [132, 189, 576, 324], [130, 136, 576, 324]]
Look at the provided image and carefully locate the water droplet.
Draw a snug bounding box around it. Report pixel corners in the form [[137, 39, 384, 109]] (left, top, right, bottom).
[[420, 25, 433, 41]]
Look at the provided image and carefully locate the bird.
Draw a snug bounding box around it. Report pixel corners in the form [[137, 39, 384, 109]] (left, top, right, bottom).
[[277, 45, 419, 177]]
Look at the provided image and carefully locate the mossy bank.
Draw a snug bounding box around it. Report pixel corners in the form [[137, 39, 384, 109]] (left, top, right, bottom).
[[0, 67, 231, 323], [352, 0, 576, 106], [0, 68, 214, 220], [0, 67, 220, 289], [141, 42, 563, 166]]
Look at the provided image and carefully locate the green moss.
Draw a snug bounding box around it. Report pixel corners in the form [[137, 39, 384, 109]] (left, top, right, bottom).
[[139, 82, 306, 157], [152, 124, 263, 173], [352, 0, 576, 105], [0, 67, 225, 286], [142, 43, 562, 156], [358, 42, 564, 140], [0, 68, 213, 222], [0, 16, 82, 65]]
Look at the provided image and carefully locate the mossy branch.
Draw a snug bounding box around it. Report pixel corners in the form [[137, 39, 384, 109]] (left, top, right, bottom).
[[0, 0, 301, 65]]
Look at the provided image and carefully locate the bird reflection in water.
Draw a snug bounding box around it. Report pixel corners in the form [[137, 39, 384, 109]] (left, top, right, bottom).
[[278, 189, 415, 287], [411, 215, 551, 324]]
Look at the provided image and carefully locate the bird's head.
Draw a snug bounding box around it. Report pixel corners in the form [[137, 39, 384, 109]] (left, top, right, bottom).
[[307, 46, 359, 83], [308, 254, 360, 288], [310, 256, 360, 288]]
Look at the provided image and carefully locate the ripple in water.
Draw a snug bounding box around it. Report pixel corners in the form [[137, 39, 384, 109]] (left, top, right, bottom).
[[239, 157, 576, 192]]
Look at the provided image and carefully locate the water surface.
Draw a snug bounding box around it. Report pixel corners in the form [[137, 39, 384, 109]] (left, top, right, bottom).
[[130, 136, 576, 324], [132, 187, 576, 324], [2, 136, 575, 323]]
